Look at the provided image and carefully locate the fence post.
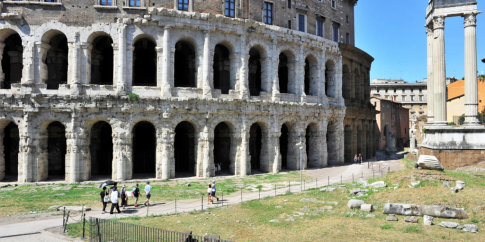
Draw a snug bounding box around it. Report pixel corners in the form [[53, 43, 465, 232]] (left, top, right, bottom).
[[259, 188, 261, 200], [340, 174, 342, 184], [63, 207, 66, 228], [316, 178, 318, 188], [373, 170, 374, 178], [352, 173, 354, 183], [288, 181, 290, 192], [96, 218, 101, 242], [388, 166, 390, 173], [274, 184, 276, 196], [328, 176, 329, 186], [81, 214, 86, 239], [146, 202, 149, 217], [62, 211, 70, 234], [241, 189, 242, 202], [175, 198, 177, 214], [222, 191, 224, 206], [201, 195, 203, 211]]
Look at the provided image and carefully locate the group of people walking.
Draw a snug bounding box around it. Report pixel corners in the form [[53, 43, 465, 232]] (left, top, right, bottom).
[[99, 181, 152, 214], [207, 180, 219, 204], [354, 153, 364, 164]]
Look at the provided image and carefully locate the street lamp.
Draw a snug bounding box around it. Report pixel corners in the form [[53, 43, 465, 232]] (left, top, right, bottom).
[[296, 134, 305, 191]]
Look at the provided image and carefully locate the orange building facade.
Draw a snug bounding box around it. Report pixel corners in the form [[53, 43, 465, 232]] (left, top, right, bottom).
[[447, 78, 485, 123]]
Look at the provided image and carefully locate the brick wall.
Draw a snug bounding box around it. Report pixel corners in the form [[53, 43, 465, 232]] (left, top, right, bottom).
[[419, 147, 485, 170]]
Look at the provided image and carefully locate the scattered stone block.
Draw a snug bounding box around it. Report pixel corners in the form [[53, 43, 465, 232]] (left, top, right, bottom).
[[349, 188, 368, 195], [423, 215, 434, 226], [339, 185, 347, 189], [369, 181, 387, 188], [320, 187, 335, 192], [360, 204, 374, 212], [366, 214, 375, 218], [299, 198, 324, 203], [320, 206, 333, 210], [269, 219, 279, 223], [347, 199, 364, 209], [404, 216, 419, 223], [386, 214, 398, 221], [456, 181, 465, 190], [417, 155, 444, 171], [275, 206, 283, 209], [48, 205, 62, 211], [451, 187, 460, 193], [462, 224, 478, 233], [439, 221, 462, 230], [0, 187, 18, 191], [411, 181, 421, 187], [300, 208, 311, 213], [443, 182, 451, 188], [62, 206, 91, 212], [326, 201, 338, 205]]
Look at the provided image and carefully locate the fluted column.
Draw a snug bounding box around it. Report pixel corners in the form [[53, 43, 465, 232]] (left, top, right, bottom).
[[426, 25, 435, 124], [432, 16, 447, 125], [161, 26, 172, 97], [202, 30, 212, 98], [464, 12, 481, 125]]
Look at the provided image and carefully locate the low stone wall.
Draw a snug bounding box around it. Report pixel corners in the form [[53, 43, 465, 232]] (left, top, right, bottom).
[[405, 152, 419, 162], [420, 147, 485, 170]]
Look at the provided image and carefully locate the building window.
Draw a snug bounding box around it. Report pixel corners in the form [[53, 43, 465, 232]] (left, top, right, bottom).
[[288, 20, 292, 29], [346, 15, 349, 24], [411, 105, 414, 110], [420, 105, 423, 110], [287, 0, 291, 9], [393, 89, 396, 93], [225, 0, 235, 17], [384, 95, 389, 99], [298, 14, 305, 32], [385, 89, 388, 93], [178, 0, 189, 11], [264, 2, 273, 25], [382, 113, 385, 119], [316, 20, 323, 37], [129, 0, 141, 7], [419, 96, 423, 101], [410, 88, 414, 93], [100, 0, 112, 5], [332, 22, 340, 42], [331, 0, 336, 8], [402, 96, 406, 101], [411, 96, 415, 101], [346, 33, 350, 44]]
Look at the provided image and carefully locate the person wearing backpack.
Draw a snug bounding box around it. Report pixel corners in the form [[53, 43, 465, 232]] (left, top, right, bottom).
[[133, 184, 140, 207], [100, 186, 109, 214]]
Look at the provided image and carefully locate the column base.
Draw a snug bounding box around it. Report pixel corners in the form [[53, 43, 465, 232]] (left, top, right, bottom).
[[432, 121, 448, 126]]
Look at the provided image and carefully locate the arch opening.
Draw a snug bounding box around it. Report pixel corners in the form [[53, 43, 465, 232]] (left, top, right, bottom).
[[354, 69, 361, 101], [46, 34, 68, 89], [326, 121, 338, 165], [1, 34, 23, 89], [133, 38, 156, 86], [325, 60, 336, 98], [279, 124, 289, 170], [174, 41, 196, 87], [306, 123, 319, 168], [304, 58, 311, 95], [213, 44, 231, 94], [278, 53, 289, 93], [248, 47, 262, 96], [132, 122, 156, 177], [2, 122, 19, 181], [47, 121, 66, 180], [342, 65, 351, 99], [174, 121, 196, 177], [213, 122, 233, 175], [249, 123, 262, 172], [90, 121, 113, 179], [344, 125, 352, 163], [91, 36, 114, 85]]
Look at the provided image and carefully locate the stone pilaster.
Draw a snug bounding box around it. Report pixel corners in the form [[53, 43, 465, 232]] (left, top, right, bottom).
[[157, 126, 174, 180], [236, 118, 250, 176], [161, 26, 172, 97], [464, 12, 481, 125], [297, 44, 305, 97], [0, 43, 5, 88], [337, 117, 345, 164], [270, 38, 279, 101], [426, 25, 435, 124], [117, 23, 128, 95], [197, 125, 212, 178], [65, 112, 86, 182], [238, 34, 249, 99], [18, 113, 34, 182], [432, 16, 447, 125], [21, 41, 35, 85], [112, 124, 131, 180], [80, 43, 92, 85], [0, 125, 4, 181], [202, 30, 212, 98], [34, 42, 51, 84]]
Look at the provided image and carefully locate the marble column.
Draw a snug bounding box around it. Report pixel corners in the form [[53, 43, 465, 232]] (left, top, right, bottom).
[[432, 16, 447, 125], [112, 125, 131, 181], [464, 13, 481, 125], [161, 26, 172, 97], [202, 30, 212, 98], [426, 25, 435, 124]]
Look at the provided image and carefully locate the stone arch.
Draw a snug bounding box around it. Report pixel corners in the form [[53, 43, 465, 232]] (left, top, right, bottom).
[[174, 39, 197, 87], [248, 46, 265, 96], [0, 31, 23, 89], [42, 30, 68, 90], [90, 34, 114, 85], [46, 121, 67, 180], [304, 54, 318, 96], [174, 121, 197, 178], [326, 120, 339, 165], [132, 121, 156, 178], [344, 124, 353, 163], [89, 121, 113, 179], [306, 122, 320, 168], [0, 28, 21, 43], [213, 121, 235, 175], [213, 44, 231, 94], [0, 120, 19, 181], [278, 50, 297, 94], [342, 64, 351, 100], [133, 37, 157, 86], [354, 68, 361, 101], [325, 59, 337, 98], [249, 121, 270, 173], [279, 121, 299, 170]]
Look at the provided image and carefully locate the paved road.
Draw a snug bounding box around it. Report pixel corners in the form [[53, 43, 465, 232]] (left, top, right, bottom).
[[0, 159, 403, 241]]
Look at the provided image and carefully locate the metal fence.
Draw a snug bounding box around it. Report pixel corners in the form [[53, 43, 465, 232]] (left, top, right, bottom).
[[88, 217, 233, 242]]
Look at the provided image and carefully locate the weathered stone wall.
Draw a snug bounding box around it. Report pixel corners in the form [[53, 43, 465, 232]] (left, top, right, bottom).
[[420, 147, 485, 170]]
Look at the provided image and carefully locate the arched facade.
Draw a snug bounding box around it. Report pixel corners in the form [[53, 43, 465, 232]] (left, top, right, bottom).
[[0, 3, 374, 183]]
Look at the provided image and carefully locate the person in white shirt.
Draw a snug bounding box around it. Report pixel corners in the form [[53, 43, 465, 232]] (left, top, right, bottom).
[[207, 184, 213, 204], [110, 187, 121, 214], [211, 180, 219, 201]]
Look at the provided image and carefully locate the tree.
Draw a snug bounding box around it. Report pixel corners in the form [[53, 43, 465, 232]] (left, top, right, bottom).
[[458, 114, 465, 125]]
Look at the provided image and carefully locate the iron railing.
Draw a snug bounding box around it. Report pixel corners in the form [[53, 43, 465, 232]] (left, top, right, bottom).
[[88, 217, 233, 242]]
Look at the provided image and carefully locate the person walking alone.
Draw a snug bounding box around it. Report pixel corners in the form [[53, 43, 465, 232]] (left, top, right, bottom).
[[133, 184, 140, 207], [109, 187, 121, 214], [120, 185, 128, 209], [211, 180, 219, 201], [144, 181, 152, 206], [100, 186, 109, 214]]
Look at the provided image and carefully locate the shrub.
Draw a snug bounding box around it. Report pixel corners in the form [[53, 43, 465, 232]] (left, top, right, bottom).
[[471, 218, 479, 224], [127, 93, 140, 103]]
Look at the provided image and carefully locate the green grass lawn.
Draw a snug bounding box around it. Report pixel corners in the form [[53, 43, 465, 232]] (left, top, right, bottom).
[[67, 160, 485, 241], [0, 171, 313, 217]]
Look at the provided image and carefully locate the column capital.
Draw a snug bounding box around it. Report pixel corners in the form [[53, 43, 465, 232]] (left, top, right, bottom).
[[464, 12, 480, 27], [425, 25, 434, 36], [433, 16, 445, 29]]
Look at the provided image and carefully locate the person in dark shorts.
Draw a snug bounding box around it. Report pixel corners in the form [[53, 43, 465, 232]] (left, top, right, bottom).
[[211, 180, 219, 201], [133, 184, 140, 207], [100, 186, 109, 214], [144, 181, 152, 206], [110, 187, 121, 214], [207, 184, 213, 204]]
